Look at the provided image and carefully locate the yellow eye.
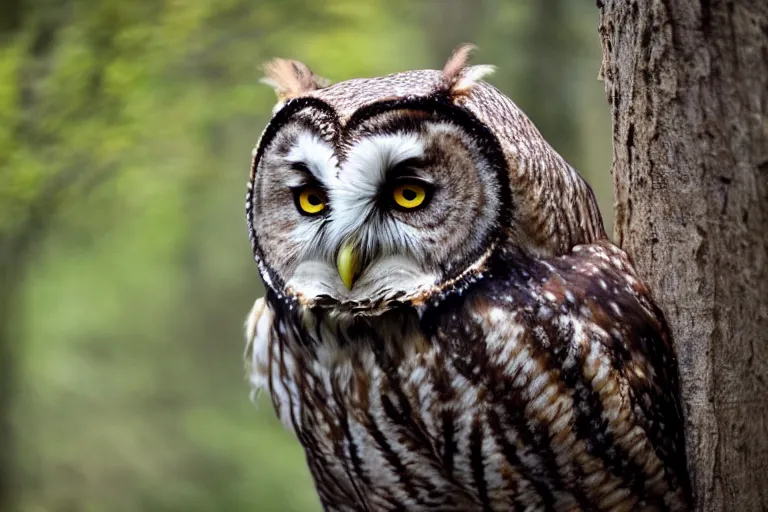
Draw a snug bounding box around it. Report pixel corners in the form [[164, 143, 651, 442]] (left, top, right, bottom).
[[296, 187, 326, 215], [392, 182, 427, 210]]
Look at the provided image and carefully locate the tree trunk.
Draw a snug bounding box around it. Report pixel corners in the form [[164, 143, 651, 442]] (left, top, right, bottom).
[[0, 226, 36, 512], [598, 1, 768, 510], [0, 270, 20, 511]]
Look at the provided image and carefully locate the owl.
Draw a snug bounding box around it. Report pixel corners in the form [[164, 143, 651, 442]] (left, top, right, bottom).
[[244, 45, 691, 511]]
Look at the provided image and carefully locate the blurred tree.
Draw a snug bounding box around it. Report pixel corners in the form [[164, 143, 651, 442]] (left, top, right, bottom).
[[515, 0, 581, 162], [599, 1, 768, 510], [420, 0, 488, 62], [0, 1, 91, 505]]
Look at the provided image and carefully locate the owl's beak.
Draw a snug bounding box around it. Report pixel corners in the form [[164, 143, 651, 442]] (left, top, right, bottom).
[[336, 242, 361, 290]]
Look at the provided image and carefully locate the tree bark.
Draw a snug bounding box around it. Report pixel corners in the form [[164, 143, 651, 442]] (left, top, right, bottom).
[[598, 1, 768, 510]]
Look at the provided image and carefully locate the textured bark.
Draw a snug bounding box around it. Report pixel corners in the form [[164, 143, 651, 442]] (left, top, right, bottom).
[[598, 1, 768, 510]]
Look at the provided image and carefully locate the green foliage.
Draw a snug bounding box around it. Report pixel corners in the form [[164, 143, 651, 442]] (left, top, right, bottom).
[[0, 1, 612, 510]]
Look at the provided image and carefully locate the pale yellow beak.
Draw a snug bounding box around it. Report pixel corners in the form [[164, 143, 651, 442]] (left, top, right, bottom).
[[336, 242, 361, 290]]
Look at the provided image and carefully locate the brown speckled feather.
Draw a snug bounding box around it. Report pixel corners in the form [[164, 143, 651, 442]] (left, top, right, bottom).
[[246, 242, 690, 511]]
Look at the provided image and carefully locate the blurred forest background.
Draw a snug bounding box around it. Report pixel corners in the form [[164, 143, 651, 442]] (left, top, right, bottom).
[[0, 1, 612, 510]]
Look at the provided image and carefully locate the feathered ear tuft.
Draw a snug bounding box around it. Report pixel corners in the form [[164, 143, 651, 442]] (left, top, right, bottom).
[[260, 58, 330, 101], [442, 43, 476, 83], [442, 43, 495, 96]]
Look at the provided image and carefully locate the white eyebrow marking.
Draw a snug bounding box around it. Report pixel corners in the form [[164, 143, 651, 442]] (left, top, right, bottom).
[[285, 132, 338, 186], [337, 133, 424, 195], [325, 133, 426, 252]]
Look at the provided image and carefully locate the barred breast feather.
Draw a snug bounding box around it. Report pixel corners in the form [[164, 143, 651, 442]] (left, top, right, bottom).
[[246, 241, 691, 512]]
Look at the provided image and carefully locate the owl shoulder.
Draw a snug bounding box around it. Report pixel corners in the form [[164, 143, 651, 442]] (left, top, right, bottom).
[[426, 240, 675, 364]]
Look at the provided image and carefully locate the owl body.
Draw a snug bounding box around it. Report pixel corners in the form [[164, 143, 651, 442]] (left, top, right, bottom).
[[245, 47, 691, 511]]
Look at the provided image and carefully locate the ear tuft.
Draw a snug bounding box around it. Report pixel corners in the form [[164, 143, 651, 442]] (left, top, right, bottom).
[[442, 43, 495, 96], [442, 43, 476, 83], [260, 58, 330, 101]]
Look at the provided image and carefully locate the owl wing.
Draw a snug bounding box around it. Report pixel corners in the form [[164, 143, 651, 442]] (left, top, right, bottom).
[[425, 241, 690, 509], [541, 242, 691, 504]]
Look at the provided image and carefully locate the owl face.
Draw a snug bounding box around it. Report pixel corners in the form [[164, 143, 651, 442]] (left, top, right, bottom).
[[247, 45, 606, 312], [249, 98, 511, 311]]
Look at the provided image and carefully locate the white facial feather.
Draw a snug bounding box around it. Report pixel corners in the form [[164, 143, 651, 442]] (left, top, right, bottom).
[[281, 133, 338, 263], [327, 133, 425, 256], [285, 132, 338, 186]]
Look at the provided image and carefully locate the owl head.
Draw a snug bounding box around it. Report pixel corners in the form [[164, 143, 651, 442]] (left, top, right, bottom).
[[247, 45, 605, 313]]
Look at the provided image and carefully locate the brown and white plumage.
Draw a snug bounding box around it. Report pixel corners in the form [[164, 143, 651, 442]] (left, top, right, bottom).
[[244, 46, 691, 511]]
